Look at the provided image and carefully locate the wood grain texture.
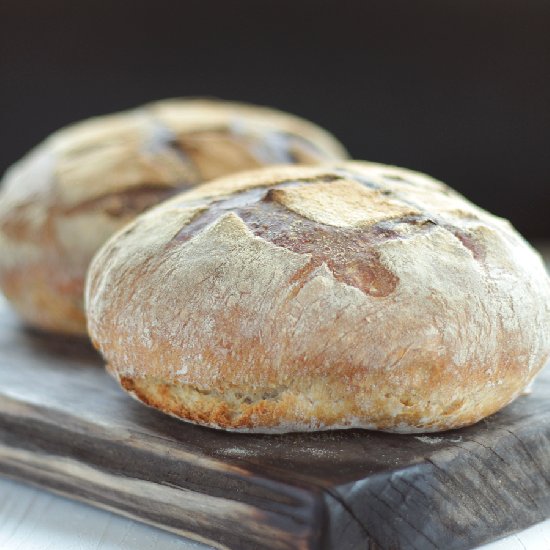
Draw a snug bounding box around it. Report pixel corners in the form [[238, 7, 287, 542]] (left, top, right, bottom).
[[0, 296, 549, 550], [4, 478, 550, 550]]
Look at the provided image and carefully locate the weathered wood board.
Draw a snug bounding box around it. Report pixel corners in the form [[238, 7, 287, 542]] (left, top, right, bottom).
[[0, 298, 549, 550]]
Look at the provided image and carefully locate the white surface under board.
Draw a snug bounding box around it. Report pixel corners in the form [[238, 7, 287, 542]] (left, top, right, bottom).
[[0, 477, 208, 550]]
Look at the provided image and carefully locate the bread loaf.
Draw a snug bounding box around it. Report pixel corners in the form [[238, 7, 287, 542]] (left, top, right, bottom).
[[85, 162, 550, 433], [0, 99, 347, 334]]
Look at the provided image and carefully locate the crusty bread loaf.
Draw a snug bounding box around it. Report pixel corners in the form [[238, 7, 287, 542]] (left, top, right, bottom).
[[85, 162, 550, 433], [0, 99, 347, 335]]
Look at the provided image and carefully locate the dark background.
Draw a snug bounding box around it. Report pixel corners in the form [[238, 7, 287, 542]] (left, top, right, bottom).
[[1, 0, 549, 238]]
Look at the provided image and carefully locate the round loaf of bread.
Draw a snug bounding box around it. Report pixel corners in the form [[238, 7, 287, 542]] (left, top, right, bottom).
[[86, 162, 550, 433], [0, 99, 347, 335]]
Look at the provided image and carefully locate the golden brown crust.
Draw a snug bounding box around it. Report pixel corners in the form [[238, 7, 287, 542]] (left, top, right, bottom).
[[114, 367, 541, 434], [0, 99, 347, 334], [1, 262, 86, 334], [86, 161, 550, 433]]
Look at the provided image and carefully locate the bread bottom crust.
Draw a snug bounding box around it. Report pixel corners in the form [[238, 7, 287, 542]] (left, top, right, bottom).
[[111, 368, 533, 434]]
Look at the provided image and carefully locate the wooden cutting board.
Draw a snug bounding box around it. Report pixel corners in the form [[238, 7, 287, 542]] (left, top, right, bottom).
[[0, 298, 549, 550]]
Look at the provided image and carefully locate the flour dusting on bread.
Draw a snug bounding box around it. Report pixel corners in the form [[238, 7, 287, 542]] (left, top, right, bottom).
[[86, 161, 550, 433]]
